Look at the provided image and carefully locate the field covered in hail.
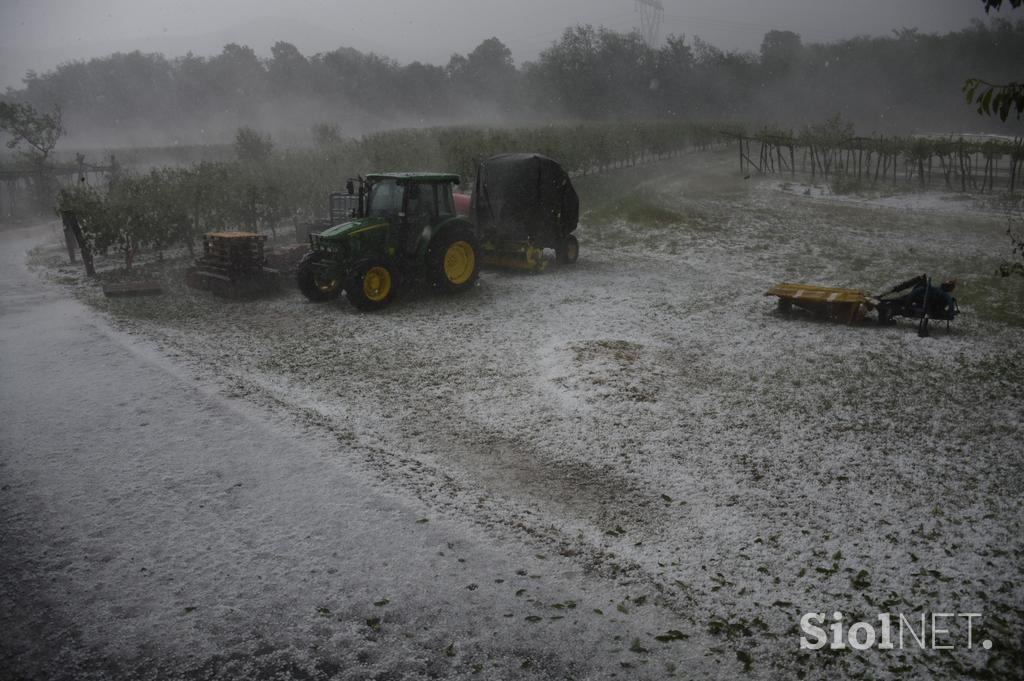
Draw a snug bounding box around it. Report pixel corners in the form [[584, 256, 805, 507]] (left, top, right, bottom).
[[30, 147, 1024, 679]]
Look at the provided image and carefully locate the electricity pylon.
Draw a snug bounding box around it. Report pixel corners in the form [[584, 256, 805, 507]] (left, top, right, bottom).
[[635, 0, 664, 47]]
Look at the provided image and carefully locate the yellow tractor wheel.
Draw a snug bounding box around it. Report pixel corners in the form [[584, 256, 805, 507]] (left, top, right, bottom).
[[346, 258, 397, 311], [297, 252, 342, 302], [429, 227, 480, 292], [443, 240, 476, 285]]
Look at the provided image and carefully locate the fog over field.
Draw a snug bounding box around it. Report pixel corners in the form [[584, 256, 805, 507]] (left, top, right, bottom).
[[0, 0, 994, 89], [1, 0, 1020, 148]]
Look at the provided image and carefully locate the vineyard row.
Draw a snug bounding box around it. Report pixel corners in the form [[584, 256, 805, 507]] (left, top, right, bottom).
[[30, 120, 1024, 271]]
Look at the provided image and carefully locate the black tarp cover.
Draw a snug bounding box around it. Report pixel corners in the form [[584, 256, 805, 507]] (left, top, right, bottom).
[[472, 153, 579, 248]]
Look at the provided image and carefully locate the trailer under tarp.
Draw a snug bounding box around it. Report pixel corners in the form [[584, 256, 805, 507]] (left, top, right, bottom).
[[471, 153, 579, 252]]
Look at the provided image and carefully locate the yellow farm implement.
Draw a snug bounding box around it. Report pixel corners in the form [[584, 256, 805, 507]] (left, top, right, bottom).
[[766, 274, 959, 336], [765, 283, 875, 324], [479, 241, 548, 272]]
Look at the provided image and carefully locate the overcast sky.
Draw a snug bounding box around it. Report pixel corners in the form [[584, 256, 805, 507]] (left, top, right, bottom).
[[0, 0, 996, 91]]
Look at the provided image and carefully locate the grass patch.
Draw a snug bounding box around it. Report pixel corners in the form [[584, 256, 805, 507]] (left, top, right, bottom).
[[603, 195, 685, 226], [968, 273, 1024, 327]]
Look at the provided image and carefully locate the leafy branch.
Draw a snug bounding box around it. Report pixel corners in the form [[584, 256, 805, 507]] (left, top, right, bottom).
[[0, 101, 64, 163], [963, 79, 1024, 121], [982, 0, 1022, 11], [967, 0, 1022, 121]]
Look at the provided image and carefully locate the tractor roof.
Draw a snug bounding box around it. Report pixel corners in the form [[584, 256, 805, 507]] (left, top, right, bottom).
[[366, 172, 461, 183]]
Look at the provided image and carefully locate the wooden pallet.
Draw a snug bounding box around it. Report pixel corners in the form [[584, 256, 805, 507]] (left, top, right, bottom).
[[200, 232, 267, 274], [187, 232, 280, 298]]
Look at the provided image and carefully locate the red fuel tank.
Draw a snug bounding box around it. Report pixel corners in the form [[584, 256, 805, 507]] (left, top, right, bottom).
[[453, 191, 471, 217]]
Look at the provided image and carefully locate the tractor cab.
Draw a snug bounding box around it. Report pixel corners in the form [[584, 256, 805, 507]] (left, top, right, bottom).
[[299, 172, 479, 311], [367, 176, 456, 215], [362, 175, 459, 256]]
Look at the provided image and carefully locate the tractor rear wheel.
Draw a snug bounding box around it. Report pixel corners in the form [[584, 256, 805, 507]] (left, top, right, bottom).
[[297, 252, 342, 302], [428, 227, 480, 293], [346, 258, 397, 312], [556, 234, 579, 264]]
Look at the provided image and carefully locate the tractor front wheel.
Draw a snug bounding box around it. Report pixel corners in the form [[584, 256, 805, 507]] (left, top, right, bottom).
[[429, 227, 480, 293], [297, 252, 342, 302], [556, 234, 579, 264], [346, 258, 397, 312]]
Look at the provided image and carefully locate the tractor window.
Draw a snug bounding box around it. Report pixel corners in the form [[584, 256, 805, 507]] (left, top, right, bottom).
[[436, 183, 454, 215], [405, 183, 438, 222], [366, 179, 403, 218]]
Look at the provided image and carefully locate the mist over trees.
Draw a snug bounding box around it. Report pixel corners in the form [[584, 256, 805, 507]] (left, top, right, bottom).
[[1, 17, 1022, 149]]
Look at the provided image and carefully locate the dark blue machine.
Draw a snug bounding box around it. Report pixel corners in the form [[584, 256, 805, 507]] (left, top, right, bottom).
[[875, 274, 958, 337]]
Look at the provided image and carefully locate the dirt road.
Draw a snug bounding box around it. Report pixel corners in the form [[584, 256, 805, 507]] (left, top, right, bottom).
[[0, 223, 708, 680]]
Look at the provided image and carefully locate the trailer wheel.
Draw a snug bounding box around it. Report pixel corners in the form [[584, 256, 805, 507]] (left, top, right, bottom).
[[429, 226, 480, 293], [556, 234, 579, 264], [346, 258, 397, 312], [297, 252, 342, 302]]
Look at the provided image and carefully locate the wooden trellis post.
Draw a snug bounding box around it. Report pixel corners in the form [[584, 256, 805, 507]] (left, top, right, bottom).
[[60, 210, 95, 277]]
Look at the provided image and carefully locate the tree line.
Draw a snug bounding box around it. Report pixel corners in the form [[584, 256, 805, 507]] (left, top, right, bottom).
[[2, 17, 1023, 149]]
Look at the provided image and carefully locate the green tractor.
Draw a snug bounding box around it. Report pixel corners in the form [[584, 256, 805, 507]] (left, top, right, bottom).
[[297, 173, 480, 311]]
